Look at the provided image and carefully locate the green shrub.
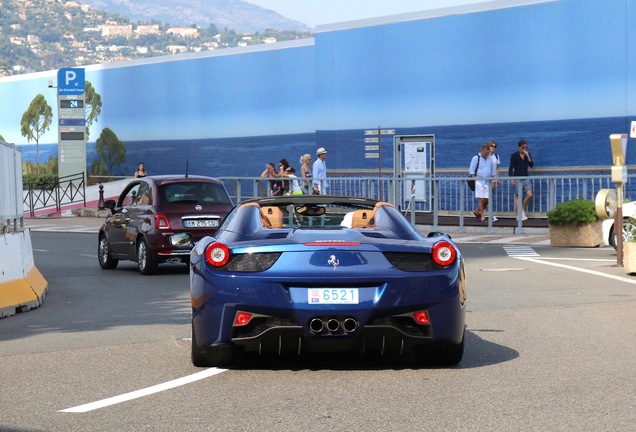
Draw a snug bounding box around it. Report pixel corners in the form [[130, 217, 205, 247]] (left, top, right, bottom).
[[547, 198, 598, 226], [22, 174, 58, 191]]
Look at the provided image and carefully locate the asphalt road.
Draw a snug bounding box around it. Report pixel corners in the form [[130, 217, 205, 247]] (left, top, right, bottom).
[[1, 232, 635, 431]]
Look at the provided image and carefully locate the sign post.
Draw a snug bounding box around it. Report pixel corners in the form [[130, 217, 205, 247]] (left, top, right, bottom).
[[364, 128, 395, 198], [610, 133, 628, 266], [56, 68, 86, 180]]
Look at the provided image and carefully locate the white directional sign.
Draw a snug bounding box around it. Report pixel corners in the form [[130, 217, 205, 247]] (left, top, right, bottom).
[[365, 153, 379, 158], [364, 137, 379, 143], [365, 145, 379, 151], [365, 129, 395, 135]]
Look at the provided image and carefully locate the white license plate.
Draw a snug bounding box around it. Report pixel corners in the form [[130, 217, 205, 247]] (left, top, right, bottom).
[[184, 219, 218, 228], [309, 288, 359, 304]]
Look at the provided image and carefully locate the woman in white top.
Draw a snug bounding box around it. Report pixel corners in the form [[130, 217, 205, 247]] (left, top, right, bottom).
[[299, 154, 312, 194], [285, 167, 303, 195]]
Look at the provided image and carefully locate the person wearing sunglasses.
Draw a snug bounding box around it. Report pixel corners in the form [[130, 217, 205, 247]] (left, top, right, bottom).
[[509, 139, 534, 221]]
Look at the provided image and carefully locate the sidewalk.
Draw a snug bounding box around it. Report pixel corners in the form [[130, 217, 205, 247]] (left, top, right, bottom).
[[21, 208, 550, 245]]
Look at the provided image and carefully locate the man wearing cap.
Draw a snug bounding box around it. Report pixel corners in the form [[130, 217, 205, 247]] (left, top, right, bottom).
[[312, 147, 328, 195]]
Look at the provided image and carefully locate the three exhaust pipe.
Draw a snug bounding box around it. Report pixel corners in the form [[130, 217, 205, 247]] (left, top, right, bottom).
[[309, 317, 359, 334]]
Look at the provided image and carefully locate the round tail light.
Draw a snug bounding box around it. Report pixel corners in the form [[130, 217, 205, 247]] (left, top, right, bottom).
[[431, 240, 457, 267], [205, 242, 230, 267]]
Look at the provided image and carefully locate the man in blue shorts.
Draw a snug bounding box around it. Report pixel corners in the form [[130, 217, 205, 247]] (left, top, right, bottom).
[[508, 139, 534, 221]]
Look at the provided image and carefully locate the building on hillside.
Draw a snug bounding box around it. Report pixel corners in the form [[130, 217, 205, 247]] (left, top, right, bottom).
[[99, 24, 133, 38], [167, 27, 199, 38], [166, 45, 187, 54], [135, 25, 161, 36]]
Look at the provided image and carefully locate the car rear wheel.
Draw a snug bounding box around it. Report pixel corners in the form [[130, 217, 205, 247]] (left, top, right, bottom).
[[98, 234, 118, 269], [415, 333, 464, 367], [137, 238, 158, 275], [191, 322, 235, 367]]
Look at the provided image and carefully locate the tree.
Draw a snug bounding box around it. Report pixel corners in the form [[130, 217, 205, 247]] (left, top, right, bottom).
[[20, 93, 52, 172], [96, 128, 126, 176], [0, 133, 5, 141], [84, 81, 102, 141], [89, 159, 108, 178]]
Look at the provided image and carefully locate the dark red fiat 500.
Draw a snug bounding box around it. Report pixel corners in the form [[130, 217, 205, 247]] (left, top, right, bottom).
[[98, 175, 233, 275]]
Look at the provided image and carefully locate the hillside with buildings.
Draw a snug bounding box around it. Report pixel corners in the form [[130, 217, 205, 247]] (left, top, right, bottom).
[[0, 0, 313, 76]]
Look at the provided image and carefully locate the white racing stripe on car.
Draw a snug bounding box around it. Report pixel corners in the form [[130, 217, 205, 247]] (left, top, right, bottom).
[[58, 368, 227, 413]]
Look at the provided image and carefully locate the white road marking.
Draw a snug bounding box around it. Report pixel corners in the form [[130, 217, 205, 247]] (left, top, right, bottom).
[[515, 256, 636, 285], [537, 257, 615, 262], [59, 368, 228, 413], [504, 246, 540, 257]]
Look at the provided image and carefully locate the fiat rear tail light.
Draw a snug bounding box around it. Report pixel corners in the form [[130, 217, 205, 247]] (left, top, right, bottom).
[[431, 241, 457, 267], [155, 214, 171, 230], [205, 242, 230, 267]]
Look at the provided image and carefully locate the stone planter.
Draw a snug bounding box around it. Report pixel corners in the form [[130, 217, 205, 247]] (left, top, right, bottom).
[[623, 242, 636, 274], [549, 221, 602, 247]]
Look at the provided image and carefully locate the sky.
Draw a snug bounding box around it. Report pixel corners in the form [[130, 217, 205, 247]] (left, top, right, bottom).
[[243, 0, 484, 27]]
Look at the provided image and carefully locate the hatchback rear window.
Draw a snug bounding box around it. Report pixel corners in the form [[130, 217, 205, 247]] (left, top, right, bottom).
[[159, 182, 230, 205]]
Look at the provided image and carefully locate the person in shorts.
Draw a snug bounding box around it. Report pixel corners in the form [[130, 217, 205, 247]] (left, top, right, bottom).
[[469, 143, 496, 222], [508, 139, 534, 221]]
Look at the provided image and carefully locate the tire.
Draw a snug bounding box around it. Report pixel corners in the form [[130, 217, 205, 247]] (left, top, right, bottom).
[[610, 217, 636, 250], [137, 237, 158, 275], [191, 322, 235, 367], [415, 333, 465, 367], [98, 234, 118, 269]]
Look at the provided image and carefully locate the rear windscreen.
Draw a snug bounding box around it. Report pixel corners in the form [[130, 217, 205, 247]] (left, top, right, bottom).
[[159, 182, 231, 205]]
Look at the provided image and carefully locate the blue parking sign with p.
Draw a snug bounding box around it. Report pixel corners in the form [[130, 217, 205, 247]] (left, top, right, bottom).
[[57, 68, 85, 95]]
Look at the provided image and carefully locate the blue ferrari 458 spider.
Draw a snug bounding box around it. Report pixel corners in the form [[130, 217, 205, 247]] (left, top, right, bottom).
[[189, 196, 467, 367]]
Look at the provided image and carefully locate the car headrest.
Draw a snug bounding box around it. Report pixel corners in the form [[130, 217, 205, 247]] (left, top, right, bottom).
[[351, 209, 374, 228], [260, 206, 283, 229]]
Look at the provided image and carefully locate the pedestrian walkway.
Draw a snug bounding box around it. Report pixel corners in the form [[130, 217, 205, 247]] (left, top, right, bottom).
[[21, 212, 551, 245]]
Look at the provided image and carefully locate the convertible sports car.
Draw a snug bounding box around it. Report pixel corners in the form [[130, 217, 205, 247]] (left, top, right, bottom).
[[189, 195, 467, 367]]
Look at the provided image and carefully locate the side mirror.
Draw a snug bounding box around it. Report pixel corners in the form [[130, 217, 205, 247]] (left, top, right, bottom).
[[103, 199, 116, 214]]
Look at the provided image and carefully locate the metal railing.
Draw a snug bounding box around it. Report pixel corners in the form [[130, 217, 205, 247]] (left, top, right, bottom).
[[217, 168, 629, 232], [12, 167, 626, 234], [23, 172, 86, 217]]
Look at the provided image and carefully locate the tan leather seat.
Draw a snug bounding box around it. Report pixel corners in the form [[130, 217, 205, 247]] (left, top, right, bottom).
[[261, 206, 283, 228], [351, 209, 374, 228]]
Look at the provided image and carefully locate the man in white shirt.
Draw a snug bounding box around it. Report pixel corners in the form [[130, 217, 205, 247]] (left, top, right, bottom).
[[312, 147, 328, 195], [469, 143, 496, 222]]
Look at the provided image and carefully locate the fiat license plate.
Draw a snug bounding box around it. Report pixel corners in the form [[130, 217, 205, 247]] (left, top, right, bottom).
[[184, 219, 218, 228], [309, 288, 359, 304]]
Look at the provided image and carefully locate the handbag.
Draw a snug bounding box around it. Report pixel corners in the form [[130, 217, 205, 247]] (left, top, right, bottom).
[[467, 154, 480, 191]]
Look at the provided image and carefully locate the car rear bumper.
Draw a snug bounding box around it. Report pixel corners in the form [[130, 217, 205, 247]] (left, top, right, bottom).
[[192, 270, 466, 353]]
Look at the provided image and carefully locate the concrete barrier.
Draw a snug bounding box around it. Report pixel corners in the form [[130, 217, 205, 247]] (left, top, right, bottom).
[[0, 229, 48, 318]]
